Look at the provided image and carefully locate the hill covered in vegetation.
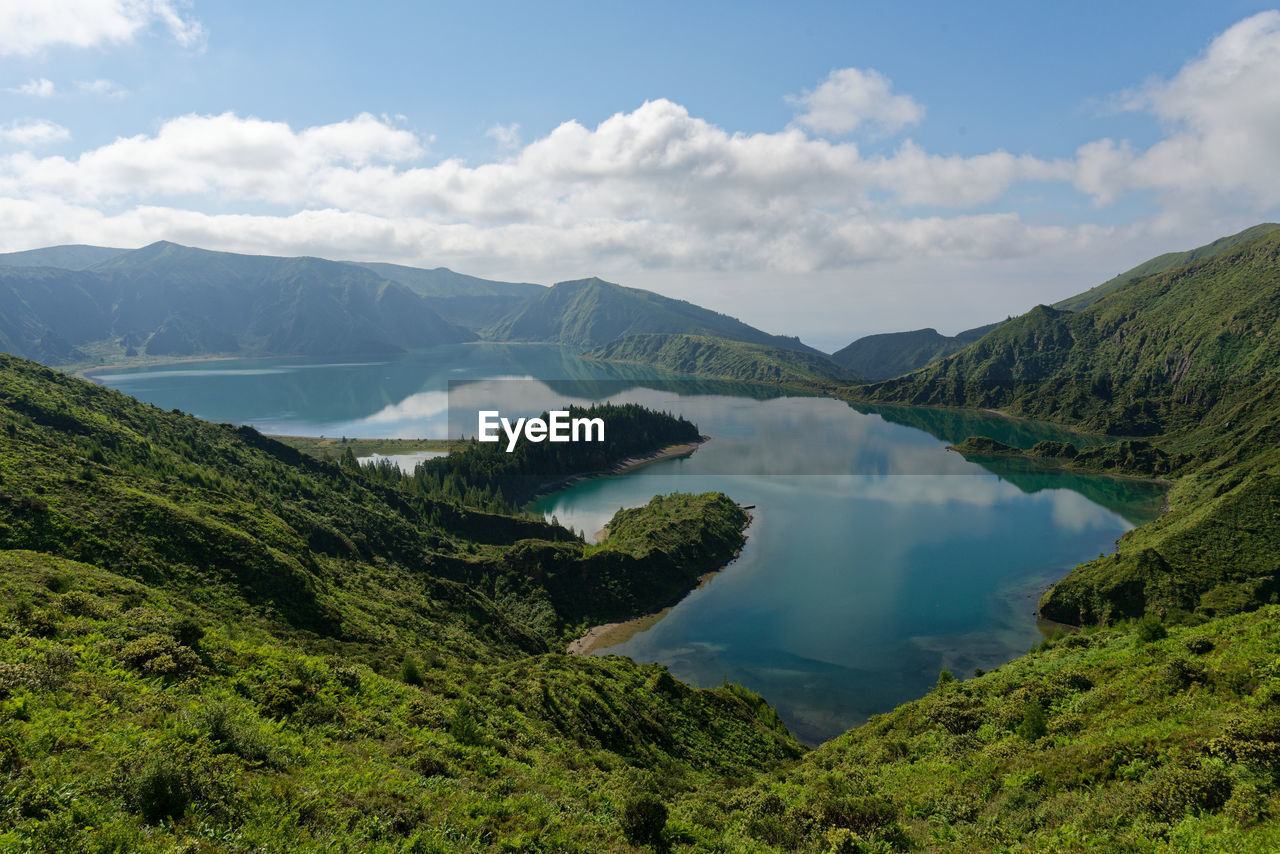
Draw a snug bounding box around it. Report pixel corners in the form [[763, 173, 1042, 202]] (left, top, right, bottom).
[[830, 323, 998, 381], [0, 242, 477, 363], [484, 277, 820, 353], [851, 226, 1280, 627], [586, 333, 857, 386]]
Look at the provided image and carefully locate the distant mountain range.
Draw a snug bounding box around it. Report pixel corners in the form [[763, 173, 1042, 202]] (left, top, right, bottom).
[[587, 333, 858, 385], [0, 243, 815, 365]]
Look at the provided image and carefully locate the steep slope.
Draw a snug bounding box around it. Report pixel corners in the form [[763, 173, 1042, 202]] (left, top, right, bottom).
[[688, 609, 1280, 852], [0, 353, 802, 850], [855, 228, 1280, 624], [0, 241, 477, 362], [1055, 222, 1280, 312], [485, 276, 821, 353], [0, 243, 127, 269], [351, 261, 545, 330], [830, 322, 999, 381], [587, 333, 858, 385]]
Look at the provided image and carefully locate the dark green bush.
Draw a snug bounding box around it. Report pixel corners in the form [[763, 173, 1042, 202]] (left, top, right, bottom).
[[621, 792, 667, 847]]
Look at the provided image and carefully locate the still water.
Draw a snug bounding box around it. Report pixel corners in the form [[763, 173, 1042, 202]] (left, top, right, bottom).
[[91, 343, 1164, 744]]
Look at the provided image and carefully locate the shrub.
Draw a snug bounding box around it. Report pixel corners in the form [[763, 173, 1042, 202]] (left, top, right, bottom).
[[1135, 615, 1168, 643], [400, 655, 424, 686], [449, 700, 483, 746], [119, 633, 200, 677], [1015, 698, 1047, 742], [1136, 763, 1231, 820], [1183, 637, 1214, 655], [621, 793, 667, 847]]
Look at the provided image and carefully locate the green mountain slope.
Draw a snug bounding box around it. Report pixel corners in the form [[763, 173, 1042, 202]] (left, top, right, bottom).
[[694, 608, 1280, 852], [0, 352, 802, 850], [351, 261, 545, 330], [854, 227, 1280, 624], [587, 333, 858, 385], [0, 241, 476, 363], [485, 276, 821, 353], [1055, 223, 1280, 312], [830, 323, 999, 381], [0, 244, 128, 270]]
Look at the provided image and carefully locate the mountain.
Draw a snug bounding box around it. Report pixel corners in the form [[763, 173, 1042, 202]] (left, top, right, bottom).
[[484, 276, 822, 353], [852, 226, 1280, 625], [6, 334, 1280, 850], [350, 261, 545, 330], [587, 332, 859, 385], [0, 241, 475, 362], [1054, 222, 1280, 312], [0, 243, 128, 270], [830, 322, 999, 381], [0, 352, 803, 849], [827, 224, 1280, 383]]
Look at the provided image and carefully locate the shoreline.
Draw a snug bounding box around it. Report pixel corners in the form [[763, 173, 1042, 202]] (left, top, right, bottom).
[[568, 508, 752, 656], [530, 435, 709, 500], [69, 353, 243, 380]]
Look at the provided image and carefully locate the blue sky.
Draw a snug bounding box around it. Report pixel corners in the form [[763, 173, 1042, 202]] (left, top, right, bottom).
[[3, 1, 1280, 348]]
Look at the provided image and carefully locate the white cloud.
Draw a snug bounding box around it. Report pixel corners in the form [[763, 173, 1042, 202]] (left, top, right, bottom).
[[10, 78, 55, 97], [788, 68, 924, 136], [485, 123, 521, 149], [0, 0, 205, 56], [1074, 10, 1280, 208], [0, 120, 70, 147], [78, 78, 128, 98], [0, 14, 1277, 343]]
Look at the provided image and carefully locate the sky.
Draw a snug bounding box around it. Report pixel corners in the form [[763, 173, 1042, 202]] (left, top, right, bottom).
[[2, 1, 1280, 350]]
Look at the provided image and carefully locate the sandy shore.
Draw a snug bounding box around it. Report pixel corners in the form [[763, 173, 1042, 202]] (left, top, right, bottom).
[[568, 508, 753, 656], [73, 353, 239, 380]]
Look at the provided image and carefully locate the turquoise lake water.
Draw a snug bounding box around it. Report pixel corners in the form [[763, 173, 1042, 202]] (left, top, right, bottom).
[[91, 343, 1165, 744]]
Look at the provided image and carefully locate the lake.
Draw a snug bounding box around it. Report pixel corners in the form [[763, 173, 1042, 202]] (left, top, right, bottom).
[[90, 343, 1165, 744]]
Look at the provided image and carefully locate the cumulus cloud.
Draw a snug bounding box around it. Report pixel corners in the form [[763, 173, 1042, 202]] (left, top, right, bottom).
[[1074, 10, 1280, 208], [788, 68, 924, 136], [485, 123, 521, 149], [10, 78, 55, 97], [78, 78, 128, 98], [0, 0, 205, 56], [0, 13, 1277, 342], [0, 120, 70, 147]]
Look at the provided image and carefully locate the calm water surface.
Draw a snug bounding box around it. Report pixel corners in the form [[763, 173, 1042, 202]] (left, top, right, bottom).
[[91, 344, 1165, 744]]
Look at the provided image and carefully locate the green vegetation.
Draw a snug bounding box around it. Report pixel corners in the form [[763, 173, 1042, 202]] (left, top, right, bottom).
[[696, 609, 1280, 852], [1054, 223, 1280, 312], [484, 276, 820, 353], [830, 323, 998, 382], [350, 261, 545, 330], [270, 435, 462, 459], [0, 352, 802, 851], [5, 223, 1280, 850], [0, 241, 476, 364], [587, 333, 858, 386], [853, 227, 1280, 624], [951, 435, 1181, 478], [394, 402, 701, 511]]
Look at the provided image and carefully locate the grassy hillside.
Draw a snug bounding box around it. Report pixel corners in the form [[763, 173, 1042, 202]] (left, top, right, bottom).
[[831, 323, 998, 381], [351, 261, 545, 330], [0, 242, 476, 364], [586, 333, 858, 386], [853, 227, 1280, 625], [691, 608, 1280, 852], [485, 277, 821, 354], [1055, 223, 1280, 312], [0, 352, 802, 851]]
